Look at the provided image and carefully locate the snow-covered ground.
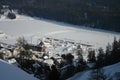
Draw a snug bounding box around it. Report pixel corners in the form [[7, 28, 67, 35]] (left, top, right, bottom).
[[0, 14, 120, 49], [67, 62, 120, 80], [0, 59, 38, 80]]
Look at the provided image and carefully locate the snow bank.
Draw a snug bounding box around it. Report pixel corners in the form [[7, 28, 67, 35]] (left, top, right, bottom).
[[104, 62, 120, 79], [68, 62, 120, 80], [0, 59, 38, 80]]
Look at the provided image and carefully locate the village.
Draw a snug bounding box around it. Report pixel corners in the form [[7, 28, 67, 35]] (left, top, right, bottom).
[[0, 5, 97, 80], [0, 36, 95, 80], [0, 4, 120, 80]]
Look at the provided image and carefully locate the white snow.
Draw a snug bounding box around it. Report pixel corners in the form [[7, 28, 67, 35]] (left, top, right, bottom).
[[0, 15, 120, 49], [0, 59, 38, 80], [67, 62, 120, 80], [104, 62, 120, 80]]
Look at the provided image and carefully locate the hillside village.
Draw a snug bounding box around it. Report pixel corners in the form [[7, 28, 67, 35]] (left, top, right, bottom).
[[0, 36, 92, 75], [0, 35, 120, 80], [0, 5, 120, 80]]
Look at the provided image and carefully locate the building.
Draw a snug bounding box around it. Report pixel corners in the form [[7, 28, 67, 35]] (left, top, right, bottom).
[[12, 48, 21, 57], [37, 41, 46, 52], [0, 48, 12, 60]]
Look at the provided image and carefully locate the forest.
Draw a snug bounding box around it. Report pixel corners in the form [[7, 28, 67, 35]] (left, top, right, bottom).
[[0, 0, 120, 32]]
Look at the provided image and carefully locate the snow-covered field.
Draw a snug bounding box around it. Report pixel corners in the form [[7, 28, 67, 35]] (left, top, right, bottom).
[[0, 15, 120, 49], [0, 59, 37, 80]]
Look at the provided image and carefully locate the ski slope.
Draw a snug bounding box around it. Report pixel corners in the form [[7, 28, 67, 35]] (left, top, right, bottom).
[[0, 15, 120, 49], [0, 59, 37, 80]]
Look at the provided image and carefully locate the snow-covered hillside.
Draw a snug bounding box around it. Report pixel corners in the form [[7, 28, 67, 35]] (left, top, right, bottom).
[[0, 15, 120, 49], [68, 62, 120, 80], [0, 59, 37, 80]]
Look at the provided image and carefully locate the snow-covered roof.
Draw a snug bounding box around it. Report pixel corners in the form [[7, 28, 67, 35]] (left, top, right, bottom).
[[43, 59, 54, 65], [0, 48, 10, 54], [0, 59, 38, 80]]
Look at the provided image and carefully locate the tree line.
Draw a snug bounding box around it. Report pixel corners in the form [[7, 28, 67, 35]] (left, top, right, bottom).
[[0, 0, 120, 32]]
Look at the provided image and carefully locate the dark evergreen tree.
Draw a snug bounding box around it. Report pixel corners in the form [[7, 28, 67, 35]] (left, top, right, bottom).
[[106, 43, 112, 56], [96, 48, 105, 68], [87, 50, 96, 63], [112, 37, 118, 52], [62, 53, 75, 79], [61, 54, 66, 60], [105, 43, 112, 65], [48, 65, 60, 80], [111, 37, 120, 63], [76, 45, 86, 72], [77, 45, 84, 64], [7, 12, 16, 19], [65, 53, 74, 64]]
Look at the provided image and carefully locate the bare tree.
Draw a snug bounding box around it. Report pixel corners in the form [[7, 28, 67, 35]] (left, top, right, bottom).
[[16, 37, 28, 49]]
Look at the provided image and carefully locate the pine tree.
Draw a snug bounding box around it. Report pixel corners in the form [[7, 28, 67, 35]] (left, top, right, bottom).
[[96, 48, 105, 68], [112, 37, 118, 53], [105, 43, 112, 65], [111, 37, 120, 63], [106, 43, 112, 55], [66, 53, 74, 64], [87, 50, 96, 63], [77, 45, 84, 64]]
